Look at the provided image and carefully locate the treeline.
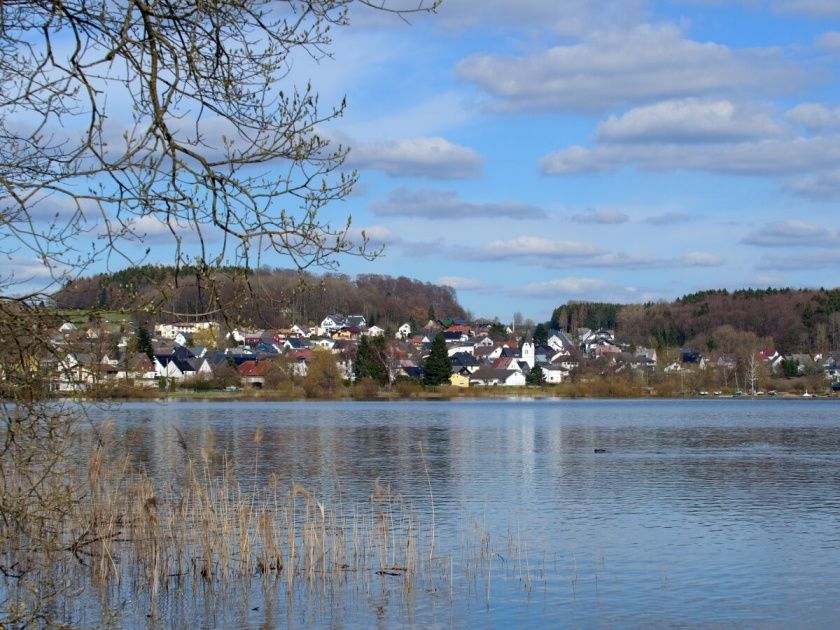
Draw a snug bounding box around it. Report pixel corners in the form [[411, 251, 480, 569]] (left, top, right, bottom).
[[549, 288, 840, 353], [53, 265, 466, 328]]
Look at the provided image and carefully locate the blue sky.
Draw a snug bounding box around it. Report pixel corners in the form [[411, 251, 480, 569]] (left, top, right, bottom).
[[286, 0, 840, 321], [9, 0, 840, 322]]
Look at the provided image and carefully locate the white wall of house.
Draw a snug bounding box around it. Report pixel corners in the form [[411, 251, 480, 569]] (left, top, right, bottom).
[[521, 342, 535, 369]]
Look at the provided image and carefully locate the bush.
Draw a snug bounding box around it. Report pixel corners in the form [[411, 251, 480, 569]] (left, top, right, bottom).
[[351, 377, 380, 400], [394, 376, 422, 398]]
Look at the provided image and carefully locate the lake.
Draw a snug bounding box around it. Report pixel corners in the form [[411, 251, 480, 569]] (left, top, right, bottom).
[[62, 398, 840, 627]]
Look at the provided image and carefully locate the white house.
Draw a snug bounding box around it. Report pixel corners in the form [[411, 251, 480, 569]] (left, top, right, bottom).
[[473, 336, 494, 349], [59, 321, 77, 333], [469, 368, 527, 387], [362, 325, 385, 337], [320, 315, 346, 332], [447, 343, 475, 357], [542, 365, 569, 384], [396, 322, 412, 340], [155, 321, 218, 340], [289, 324, 312, 338], [521, 342, 535, 369]]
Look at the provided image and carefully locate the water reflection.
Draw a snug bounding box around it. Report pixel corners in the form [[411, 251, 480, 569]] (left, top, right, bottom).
[[58, 399, 840, 627]]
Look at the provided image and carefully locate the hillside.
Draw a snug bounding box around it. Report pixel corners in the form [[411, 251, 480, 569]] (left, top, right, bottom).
[[550, 288, 840, 354], [53, 265, 467, 328]]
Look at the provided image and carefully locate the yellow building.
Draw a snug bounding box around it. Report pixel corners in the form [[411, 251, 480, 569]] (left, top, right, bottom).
[[449, 372, 470, 388]]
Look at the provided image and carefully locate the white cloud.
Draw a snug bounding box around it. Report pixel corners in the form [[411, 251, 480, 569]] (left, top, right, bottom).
[[570, 208, 629, 224], [540, 135, 840, 177], [757, 249, 840, 270], [597, 99, 787, 143], [789, 170, 840, 199], [346, 136, 483, 179], [644, 212, 692, 225], [436, 275, 486, 291], [678, 251, 725, 266], [742, 220, 840, 247], [357, 0, 647, 37], [463, 236, 724, 269], [474, 236, 603, 260], [785, 103, 840, 132], [371, 188, 548, 220], [514, 277, 663, 302], [456, 23, 803, 112], [815, 31, 840, 51], [345, 225, 394, 248], [774, 0, 840, 18]]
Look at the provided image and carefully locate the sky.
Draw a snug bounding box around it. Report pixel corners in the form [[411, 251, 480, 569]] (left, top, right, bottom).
[[283, 0, 840, 321], [8, 0, 840, 322]]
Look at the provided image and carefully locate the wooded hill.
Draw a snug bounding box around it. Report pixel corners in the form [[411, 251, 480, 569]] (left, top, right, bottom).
[[53, 265, 467, 329], [550, 288, 840, 354]]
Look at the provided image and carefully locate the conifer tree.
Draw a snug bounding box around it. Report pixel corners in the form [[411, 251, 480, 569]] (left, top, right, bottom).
[[136, 326, 154, 361], [355, 335, 388, 385], [423, 332, 451, 386], [526, 364, 546, 386]]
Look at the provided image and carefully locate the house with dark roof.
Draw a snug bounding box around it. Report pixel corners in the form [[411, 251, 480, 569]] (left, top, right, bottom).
[[469, 367, 526, 387], [450, 352, 480, 373]]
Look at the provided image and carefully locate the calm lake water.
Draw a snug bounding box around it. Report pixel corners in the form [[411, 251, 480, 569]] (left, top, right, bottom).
[[71, 399, 840, 627]]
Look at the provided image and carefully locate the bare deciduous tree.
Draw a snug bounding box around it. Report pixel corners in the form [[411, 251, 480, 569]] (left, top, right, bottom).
[[0, 1, 439, 624]]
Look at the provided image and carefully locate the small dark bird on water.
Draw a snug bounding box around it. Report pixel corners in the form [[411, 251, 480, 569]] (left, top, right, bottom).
[[594, 448, 607, 453]]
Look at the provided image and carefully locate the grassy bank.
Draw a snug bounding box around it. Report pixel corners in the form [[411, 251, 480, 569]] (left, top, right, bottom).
[[69, 379, 840, 402]]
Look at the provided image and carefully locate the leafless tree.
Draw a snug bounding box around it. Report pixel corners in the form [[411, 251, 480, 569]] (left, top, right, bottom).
[[0, 1, 439, 624]]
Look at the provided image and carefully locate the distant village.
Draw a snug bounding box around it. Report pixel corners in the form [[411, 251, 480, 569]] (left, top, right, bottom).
[[48, 311, 840, 395]]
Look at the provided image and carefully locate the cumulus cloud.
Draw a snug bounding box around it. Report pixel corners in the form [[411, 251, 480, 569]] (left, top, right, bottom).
[[540, 135, 840, 176], [462, 236, 724, 269], [569, 208, 629, 224], [756, 249, 840, 270], [477, 236, 602, 258], [371, 188, 548, 220], [513, 277, 664, 302], [346, 136, 483, 179], [354, 0, 647, 37], [345, 225, 394, 248], [597, 99, 787, 143], [644, 212, 692, 225], [785, 103, 840, 132], [788, 170, 840, 199], [436, 275, 486, 291], [456, 24, 802, 112], [815, 31, 840, 51], [742, 220, 840, 247], [774, 0, 840, 18]]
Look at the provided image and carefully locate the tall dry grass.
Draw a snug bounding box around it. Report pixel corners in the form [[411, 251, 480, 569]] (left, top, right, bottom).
[[1, 418, 556, 627]]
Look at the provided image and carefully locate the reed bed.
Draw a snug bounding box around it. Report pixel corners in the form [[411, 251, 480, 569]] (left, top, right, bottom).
[[1, 422, 564, 627], [69, 447, 430, 600]]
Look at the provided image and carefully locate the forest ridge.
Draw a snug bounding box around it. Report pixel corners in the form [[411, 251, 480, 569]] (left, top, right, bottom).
[[55, 268, 840, 353]]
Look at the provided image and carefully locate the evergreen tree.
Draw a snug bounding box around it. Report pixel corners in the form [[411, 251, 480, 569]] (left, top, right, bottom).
[[354, 335, 388, 385], [526, 364, 546, 386], [533, 323, 549, 345], [427, 305, 436, 322], [423, 332, 452, 386], [488, 322, 509, 341], [136, 325, 154, 360], [782, 357, 800, 378]]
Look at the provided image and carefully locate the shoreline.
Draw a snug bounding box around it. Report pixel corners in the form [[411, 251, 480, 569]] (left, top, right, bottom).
[[55, 387, 840, 403]]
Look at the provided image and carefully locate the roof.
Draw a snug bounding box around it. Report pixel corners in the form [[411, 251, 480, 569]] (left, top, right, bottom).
[[238, 360, 272, 376], [451, 352, 479, 367], [400, 366, 424, 379], [470, 367, 519, 381]]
